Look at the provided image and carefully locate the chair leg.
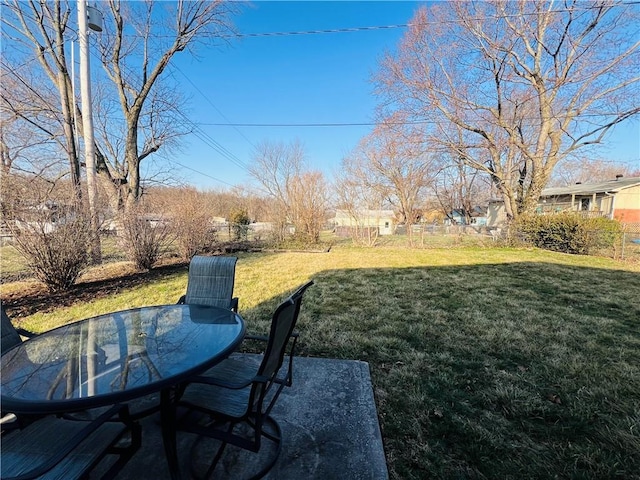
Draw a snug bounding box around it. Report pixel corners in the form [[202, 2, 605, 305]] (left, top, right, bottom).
[[238, 415, 282, 480], [100, 421, 142, 480], [247, 415, 282, 480], [189, 421, 235, 480], [188, 416, 282, 480]]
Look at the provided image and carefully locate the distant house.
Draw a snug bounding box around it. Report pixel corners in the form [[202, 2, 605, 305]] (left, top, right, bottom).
[[486, 176, 640, 227], [445, 206, 488, 226], [9, 202, 71, 235], [248, 222, 273, 233], [538, 176, 640, 223], [486, 200, 508, 227], [333, 209, 395, 236]]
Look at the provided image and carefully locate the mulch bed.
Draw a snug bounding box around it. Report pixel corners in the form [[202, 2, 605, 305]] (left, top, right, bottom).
[[2, 263, 188, 318]]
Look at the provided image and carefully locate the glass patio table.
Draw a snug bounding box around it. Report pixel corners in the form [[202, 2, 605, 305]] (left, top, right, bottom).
[[0, 303, 246, 480]]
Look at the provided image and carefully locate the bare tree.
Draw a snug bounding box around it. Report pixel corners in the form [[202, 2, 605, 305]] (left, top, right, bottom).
[[288, 171, 329, 243], [343, 120, 436, 245], [2, 0, 238, 214], [249, 140, 328, 244], [95, 0, 237, 212], [551, 157, 640, 186], [2, 0, 81, 196], [434, 161, 491, 225], [334, 171, 387, 247], [0, 87, 65, 179], [377, 1, 640, 223]]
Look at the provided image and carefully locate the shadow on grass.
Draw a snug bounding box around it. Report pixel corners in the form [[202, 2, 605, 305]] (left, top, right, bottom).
[[291, 262, 640, 480]]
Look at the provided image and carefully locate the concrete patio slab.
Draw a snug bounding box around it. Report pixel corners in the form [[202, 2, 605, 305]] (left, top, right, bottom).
[[115, 356, 388, 479]]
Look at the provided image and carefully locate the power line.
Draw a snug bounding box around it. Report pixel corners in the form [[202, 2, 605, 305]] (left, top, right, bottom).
[[198, 122, 378, 127], [196, 113, 635, 128], [5, 1, 638, 47], [168, 64, 257, 150], [204, 2, 640, 39], [173, 161, 237, 188], [229, 23, 414, 38], [173, 109, 250, 172]]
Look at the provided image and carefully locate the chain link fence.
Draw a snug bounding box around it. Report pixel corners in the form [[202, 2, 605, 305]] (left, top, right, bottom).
[[619, 223, 640, 261], [393, 222, 640, 261]]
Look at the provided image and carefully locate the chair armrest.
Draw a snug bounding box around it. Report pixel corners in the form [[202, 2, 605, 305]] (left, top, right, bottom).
[[188, 374, 254, 390], [244, 330, 298, 343], [231, 297, 239, 312], [1, 413, 19, 433], [243, 333, 268, 342], [15, 327, 37, 339], [244, 330, 299, 387]]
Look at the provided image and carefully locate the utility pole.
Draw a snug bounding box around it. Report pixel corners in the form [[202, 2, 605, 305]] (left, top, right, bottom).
[[77, 1, 102, 264]]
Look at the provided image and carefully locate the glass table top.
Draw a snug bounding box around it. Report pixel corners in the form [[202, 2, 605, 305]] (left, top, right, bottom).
[[1, 304, 245, 413]]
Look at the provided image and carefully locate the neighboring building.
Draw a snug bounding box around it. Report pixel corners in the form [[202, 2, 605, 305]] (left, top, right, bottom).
[[445, 206, 488, 226], [248, 222, 273, 233], [486, 200, 507, 227], [486, 176, 640, 227], [333, 209, 396, 236], [538, 176, 640, 223]]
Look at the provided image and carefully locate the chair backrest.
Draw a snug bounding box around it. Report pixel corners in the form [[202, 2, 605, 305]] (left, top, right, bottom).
[[252, 281, 314, 403], [1, 304, 23, 355], [184, 256, 237, 308]]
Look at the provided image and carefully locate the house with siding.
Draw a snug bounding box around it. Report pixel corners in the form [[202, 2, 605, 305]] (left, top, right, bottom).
[[445, 206, 488, 226], [486, 176, 640, 226], [333, 209, 396, 236], [537, 176, 640, 223]]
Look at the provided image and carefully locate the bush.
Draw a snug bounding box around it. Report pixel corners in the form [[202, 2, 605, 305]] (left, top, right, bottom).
[[175, 224, 217, 260], [169, 189, 218, 261], [229, 208, 250, 241], [119, 207, 172, 270], [517, 213, 622, 255], [10, 209, 90, 292]]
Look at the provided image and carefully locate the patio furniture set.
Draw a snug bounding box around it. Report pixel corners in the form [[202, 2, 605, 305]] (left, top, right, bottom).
[[1, 256, 313, 480]]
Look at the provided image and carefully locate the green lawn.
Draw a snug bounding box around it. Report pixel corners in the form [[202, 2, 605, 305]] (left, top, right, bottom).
[[3, 245, 640, 479]]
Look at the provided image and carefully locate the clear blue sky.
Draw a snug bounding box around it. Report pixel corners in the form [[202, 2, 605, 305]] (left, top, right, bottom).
[[166, 1, 640, 191]]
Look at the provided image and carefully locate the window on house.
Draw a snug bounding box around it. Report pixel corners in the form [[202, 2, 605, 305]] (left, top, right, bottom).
[[384, 222, 389, 229], [580, 198, 590, 211]]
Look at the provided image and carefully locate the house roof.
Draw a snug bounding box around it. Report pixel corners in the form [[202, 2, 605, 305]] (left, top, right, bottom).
[[541, 177, 640, 197], [451, 206, 488, 217], [334, 209, 395, 219]]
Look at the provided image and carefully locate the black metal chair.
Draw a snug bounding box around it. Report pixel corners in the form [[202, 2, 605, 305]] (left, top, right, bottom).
[[178, 256, 239, 312], [0, 403, 141, 480], [1, 304, 40, 432], [176, 280, 314, 480], [1, 303, 37, 355]]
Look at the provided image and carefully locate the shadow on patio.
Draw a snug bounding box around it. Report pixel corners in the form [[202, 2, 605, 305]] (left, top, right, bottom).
[[113, 355, 388, 479]]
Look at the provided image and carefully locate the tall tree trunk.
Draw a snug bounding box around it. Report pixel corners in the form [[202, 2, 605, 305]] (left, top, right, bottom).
[[56, 69, 81, 202]]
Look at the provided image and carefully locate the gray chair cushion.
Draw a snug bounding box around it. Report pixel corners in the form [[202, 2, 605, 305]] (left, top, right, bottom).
[[184, 256, 237, 309]]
